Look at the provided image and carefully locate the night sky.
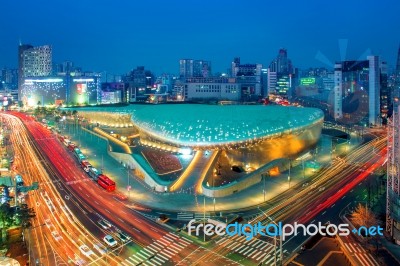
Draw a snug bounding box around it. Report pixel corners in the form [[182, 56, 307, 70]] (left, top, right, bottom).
[[1, 0, 399, 75]]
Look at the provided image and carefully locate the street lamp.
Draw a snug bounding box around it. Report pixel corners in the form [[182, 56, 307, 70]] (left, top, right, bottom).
[[257, 207, 282, 266], [26, 223, 45, 266]]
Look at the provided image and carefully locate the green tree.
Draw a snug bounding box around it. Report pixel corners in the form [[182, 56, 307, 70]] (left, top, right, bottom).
[[0, 203, 12, 243], [14, 204, 36, 229]]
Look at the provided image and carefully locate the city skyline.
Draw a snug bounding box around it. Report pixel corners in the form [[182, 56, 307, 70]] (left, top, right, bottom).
[[1, 0, 400, 75]]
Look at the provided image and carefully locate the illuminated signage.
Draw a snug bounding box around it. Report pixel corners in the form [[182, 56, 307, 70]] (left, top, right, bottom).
[[300, 78, 316, 86], [76, 84, 87, 95], [73, 78, 94, 82], [24, 78, 64, 85]]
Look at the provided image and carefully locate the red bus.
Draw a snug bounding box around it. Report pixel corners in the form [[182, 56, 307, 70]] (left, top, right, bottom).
[[68, 143, 76, 152], [97, 174, 116, 192], [80, 160, 92, 172]]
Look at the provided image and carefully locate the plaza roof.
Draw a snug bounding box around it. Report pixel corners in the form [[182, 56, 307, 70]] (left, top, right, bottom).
[[75, 104, 324, 147]]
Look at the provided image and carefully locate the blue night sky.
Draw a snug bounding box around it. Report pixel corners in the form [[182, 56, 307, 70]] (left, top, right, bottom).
[[1, 0, 399, 75]]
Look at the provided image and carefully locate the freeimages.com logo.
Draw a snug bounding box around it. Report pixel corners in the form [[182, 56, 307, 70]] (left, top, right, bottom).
[[187, 220, 383, 241]]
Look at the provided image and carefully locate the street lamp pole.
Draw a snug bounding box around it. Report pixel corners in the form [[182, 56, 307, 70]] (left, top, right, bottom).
[[288, 160, 291, 188], [263, 174, 266, 202], [258, 207, 282, 266]]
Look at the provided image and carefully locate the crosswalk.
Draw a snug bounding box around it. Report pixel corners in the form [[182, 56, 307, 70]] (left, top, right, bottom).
[[343, 242, 379, 266], [177, 212, 194, 220], [194, 213, 210, 219], [119, 232, 193, 266], [215, 235, 285, 264]]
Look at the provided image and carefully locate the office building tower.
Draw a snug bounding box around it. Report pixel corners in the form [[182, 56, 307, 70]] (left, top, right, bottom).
[[18, 44, 52, 102], [231, 57, 262, 100], [333, 56, 382, 126], [180, 59, 211, 78]]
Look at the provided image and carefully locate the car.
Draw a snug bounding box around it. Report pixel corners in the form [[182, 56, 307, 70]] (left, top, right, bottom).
[[51, 231, 62, 241], [79, 244, 95, 257], [74, 255, 86, 266], [93, 243, 107, 255], [103, 235, 117, 247], [44, 218, 52, 228], [98, 220, 111, 229], [117, 231, 131, 243], [102, 219, 113, 228]]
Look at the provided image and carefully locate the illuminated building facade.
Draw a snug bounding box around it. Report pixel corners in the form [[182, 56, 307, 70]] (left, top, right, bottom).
[[123, 66, 155, 102], [21, 77, 65, 106], [231, 57, 262, 100], [18, 44, 52, 101], [333, 57, 382, 126], [387, 45, 400, 244], [72, 104, 323, 193], [183, 77, 240, 101], [180, 59, 211, 78], [69, 77, 101, 105]]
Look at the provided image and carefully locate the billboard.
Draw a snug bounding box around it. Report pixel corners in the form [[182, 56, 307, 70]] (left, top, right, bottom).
[[76, 83, 87, 95], [300, 78, 316, 86]]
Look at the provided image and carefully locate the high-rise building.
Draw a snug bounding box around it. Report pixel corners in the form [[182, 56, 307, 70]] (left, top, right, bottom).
[[269, 48, 293, 76], [387, 45, 400, 244], [230, 57, 262, 100], [333, 56, 382, 126], [18, 44, 52, 102], [179, 59, 211, 78], [268, 48, 295, 98], [123, 66, 155, 102]]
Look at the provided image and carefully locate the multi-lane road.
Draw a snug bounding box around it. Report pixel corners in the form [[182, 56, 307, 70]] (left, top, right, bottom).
[[4, 111, 388, 266]]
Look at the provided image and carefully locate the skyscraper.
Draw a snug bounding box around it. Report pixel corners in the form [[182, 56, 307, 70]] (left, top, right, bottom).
[[333, 56, 382, 126], [387, 45, 400, 244], [18, 44, 52, 101], [179, 59, 211, 78]]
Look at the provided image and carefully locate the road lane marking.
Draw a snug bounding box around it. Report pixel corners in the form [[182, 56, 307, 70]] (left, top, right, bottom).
[[168, 233, 179, 239], [122, 260, 133, 266], [331, 204, 335, 208], [181, 237, 193, 243], [252, 250, 263, 259], [248, 249, 258, 257], [118, 218, 124, 223], [158, 238, 169, 245], [368, 253, 380, 265], [354, 252, 369, 266], [166, 247, 179, 254], [129, 255, 141, 263], [322, 211, 326, 215], [238, 246, 249, 254], [146, 246, 157, 253], [131, 227, 141, 233], [160, 251, 171, 258], [141, 249, 152, 256], [150, 259, 161, 266], [227, 242, 240, 249], [154, 256, 165, 263], [244, 247, 254, 256], [162, 249, 175, 257], [163, 236, 174, 242], [153, 242, 164, 249], [173, 242, 185, 249], [94, 201, 99, 205], [136, 252, 148, 260]]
